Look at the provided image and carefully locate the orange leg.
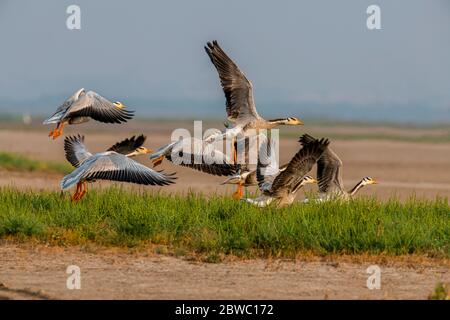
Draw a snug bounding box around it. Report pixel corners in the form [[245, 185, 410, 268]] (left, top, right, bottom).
[[52, 122, 65, 139], [232, 139, 242, 198], [57, 122, 65, 137], [152, 155, 164, 167], [71, 182, 82, 202], [48, 123, 60, 138], [232, 183, 244, 200], [77, 182, 88, 201]]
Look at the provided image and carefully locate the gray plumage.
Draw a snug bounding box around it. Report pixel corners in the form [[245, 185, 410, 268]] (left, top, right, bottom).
[[64, 134, 93, 167], [299, 134, 377, 200], [44, 88, 134, 125], [205, 40, 260, 126], [62, 135, 175, 190], [243, 135, 328, 207], [257, 136, 329, 197], [64, 134, 147, 168], [299, 134, 345, 195], [204, 40, 304, 176], [204, 41, 303, 132], [107, 134, 147, 154], [150, 138, 238, 177]]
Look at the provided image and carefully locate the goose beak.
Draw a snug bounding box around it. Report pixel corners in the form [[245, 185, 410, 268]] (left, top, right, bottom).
[[127, 148, 153, 157], [114, 102, 126, 109], [290, 118, 304, 125]]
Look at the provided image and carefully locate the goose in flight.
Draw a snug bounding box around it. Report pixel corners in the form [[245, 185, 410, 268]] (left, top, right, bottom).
[[149, 137, 238, 177], [204, 40, 304, 145], [62, 134, 175, 201], [43, 88, 134, 139], [299, 134, 377, 201], [244, 135, 329, 208]]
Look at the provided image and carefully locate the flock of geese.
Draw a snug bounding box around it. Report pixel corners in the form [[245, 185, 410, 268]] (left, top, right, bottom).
[[43, 40, 377, 207]]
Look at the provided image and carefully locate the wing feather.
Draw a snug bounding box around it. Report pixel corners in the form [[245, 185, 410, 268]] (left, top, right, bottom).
[[78, 153, 176, 186], [107, 135, 146, 154], [64, 135, 93, 167], [299, 134, 344, 193], [205, 40, 260, 124], [150, 138, 237, 176], [256, 135, 281, 193], [262, 138, 329, 196], [64, 91, 134, 124]]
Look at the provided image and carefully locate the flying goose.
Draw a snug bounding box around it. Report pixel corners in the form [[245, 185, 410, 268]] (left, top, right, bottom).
[[44, 88, 134, 139], [204, 41, 304, 137], [62, 135, 175, 201], [299, 134, 377, 201], [204, 41, 305, 195], [204, 41, 304, 169]]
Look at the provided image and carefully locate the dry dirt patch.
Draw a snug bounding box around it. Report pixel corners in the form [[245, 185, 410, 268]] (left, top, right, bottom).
[[0, 243, 448, 300]]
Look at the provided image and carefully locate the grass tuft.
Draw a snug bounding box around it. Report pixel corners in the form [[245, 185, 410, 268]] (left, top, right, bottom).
[[428, 282, 449, 300]]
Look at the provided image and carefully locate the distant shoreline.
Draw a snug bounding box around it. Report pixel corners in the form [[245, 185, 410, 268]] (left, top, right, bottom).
[[1, 112, 450, 129]]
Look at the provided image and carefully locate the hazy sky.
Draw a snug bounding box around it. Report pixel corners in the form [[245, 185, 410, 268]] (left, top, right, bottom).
[[0, 0, 449, 122]]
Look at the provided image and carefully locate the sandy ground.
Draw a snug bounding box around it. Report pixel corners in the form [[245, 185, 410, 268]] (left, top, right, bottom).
[[1, 124, 450, 200], [0, 243, 448, 300]]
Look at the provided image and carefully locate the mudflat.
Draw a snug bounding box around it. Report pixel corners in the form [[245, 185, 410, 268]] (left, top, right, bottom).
[[0, 243, 448, 300]]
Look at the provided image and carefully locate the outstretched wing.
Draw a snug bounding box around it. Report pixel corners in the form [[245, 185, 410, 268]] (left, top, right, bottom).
[[166, 153, 237, 176], [107, 135, 147, 154], [299, 134, 344, 193], [64, 91, 134, 124], [61, 152, 176, 190], [269, 138, 329, 196], [165, 138, 238, 177], [64, 135, 93, 167], [205, 40, 260, 124], [256, 135, 281, 193]]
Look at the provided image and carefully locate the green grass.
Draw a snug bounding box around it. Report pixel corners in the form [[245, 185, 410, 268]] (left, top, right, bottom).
[[0, 152, 71, 174], [0, 187, 448, 259], [428, 282, 449, 300]]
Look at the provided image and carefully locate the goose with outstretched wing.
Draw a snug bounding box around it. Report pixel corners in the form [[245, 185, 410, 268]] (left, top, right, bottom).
[[204, 40, 304, 134], [44, 89, 134, 139], [298, 134, 377, 201], [62, 135, 175, 201], [204, 41, 304, 197]]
